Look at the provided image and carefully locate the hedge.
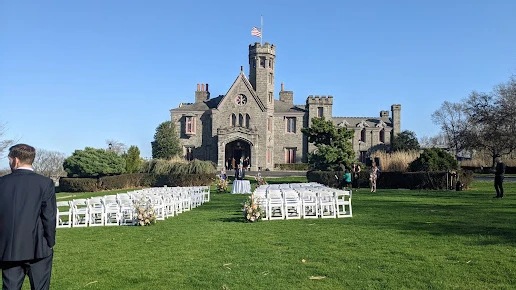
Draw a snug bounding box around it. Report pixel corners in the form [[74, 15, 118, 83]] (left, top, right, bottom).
[[59, 173, 216, 192], [307, 170, 473, 190], [274, 163, 309, 171]]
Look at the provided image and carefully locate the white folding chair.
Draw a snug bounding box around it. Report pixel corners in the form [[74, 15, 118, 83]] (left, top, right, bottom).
[[56, 201, 72, 228], [267, 190, 285, 220], [319, 191, 336, 218], [301, 191, 319, 219], [335, 190, 352, 218], [117, 194, 135, 225], [71, 199, 89, 227], [283, 190, 302, 220], [88, 197, 105, 226], [103, 195, 120, 226]]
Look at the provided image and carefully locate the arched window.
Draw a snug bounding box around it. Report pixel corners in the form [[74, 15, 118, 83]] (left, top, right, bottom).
[[245, 114, 250, 128], [231, 114, 236, 127], [379, 129, 385, 143], [238, 114, 244, 127], [361, 129, 366, 142]]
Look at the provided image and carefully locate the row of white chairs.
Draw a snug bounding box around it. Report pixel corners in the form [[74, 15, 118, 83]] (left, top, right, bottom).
[[56, 186, 210, 228], [252, 183, 352, 220]]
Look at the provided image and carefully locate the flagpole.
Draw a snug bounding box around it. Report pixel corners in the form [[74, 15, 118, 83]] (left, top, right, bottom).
[[260, 15, 263, 45]]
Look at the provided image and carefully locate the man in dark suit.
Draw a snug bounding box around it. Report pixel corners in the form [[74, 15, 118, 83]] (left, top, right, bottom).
[[235, 163, 245, 180], [0, 144, 56, 290]]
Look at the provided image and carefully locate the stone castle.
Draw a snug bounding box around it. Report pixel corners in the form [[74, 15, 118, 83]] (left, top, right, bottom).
[[170, 42, 401, 171]]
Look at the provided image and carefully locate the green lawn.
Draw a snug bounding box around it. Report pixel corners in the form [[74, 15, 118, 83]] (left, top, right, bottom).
[[26, 179, 516, 289]]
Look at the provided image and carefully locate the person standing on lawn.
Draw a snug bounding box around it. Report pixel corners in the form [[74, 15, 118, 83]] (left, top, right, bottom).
[[493, 154, 506, 198]]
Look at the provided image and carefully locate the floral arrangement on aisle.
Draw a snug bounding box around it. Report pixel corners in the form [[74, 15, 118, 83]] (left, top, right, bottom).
[[134, 198, 156, 226], [255, 173, 268, 186], [242, 195, 264, 222], [216, 175, 229, 193]]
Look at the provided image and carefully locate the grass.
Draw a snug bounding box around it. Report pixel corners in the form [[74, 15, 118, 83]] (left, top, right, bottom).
[[24, 179, 516, 289]]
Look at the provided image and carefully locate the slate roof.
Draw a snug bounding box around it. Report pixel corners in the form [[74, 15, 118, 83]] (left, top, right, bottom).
[[170, 95, 224, 112], [273, 100, 306, 113], [332, 116, 393, 128]]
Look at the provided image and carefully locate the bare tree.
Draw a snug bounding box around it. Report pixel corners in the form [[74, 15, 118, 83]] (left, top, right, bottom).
[[32, 149, 67, 180], [431, 101, 467, 158], [0, 122, 15, 157], [106, 139, 127, 155], [463, 77, 516, 165]]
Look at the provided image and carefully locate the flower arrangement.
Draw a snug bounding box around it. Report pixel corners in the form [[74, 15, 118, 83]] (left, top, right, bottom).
[[242, 195, 264, 222], [134, 198, 156, 226], [255, 173, 268, 186], [216, 175, 229, 192]]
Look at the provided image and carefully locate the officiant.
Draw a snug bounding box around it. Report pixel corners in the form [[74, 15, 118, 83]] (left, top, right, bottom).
[[235, 163, 245, 180]]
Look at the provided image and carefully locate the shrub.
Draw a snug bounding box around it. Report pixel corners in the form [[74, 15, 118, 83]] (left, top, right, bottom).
[[408, 148, 458, 172], [371, 151, 420, 172], [59, 177, 98, 192], [99, 173, 148, 191], [63, 147, 126, 177], [306, 171, 342, 188]]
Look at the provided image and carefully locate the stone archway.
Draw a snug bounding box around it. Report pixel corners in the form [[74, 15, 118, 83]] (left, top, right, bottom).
[[224, 139, 251, 170]]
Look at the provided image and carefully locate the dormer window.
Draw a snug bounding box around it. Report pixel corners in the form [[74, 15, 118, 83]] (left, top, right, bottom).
[[185, 116, 196, 135]]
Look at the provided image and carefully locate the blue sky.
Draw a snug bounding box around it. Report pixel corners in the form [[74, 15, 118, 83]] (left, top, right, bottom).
[[1, 0, 515, 160]]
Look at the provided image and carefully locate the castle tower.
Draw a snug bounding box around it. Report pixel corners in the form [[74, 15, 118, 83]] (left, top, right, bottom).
[[249, 42, 275, 111], [391, 104, 401, 135]]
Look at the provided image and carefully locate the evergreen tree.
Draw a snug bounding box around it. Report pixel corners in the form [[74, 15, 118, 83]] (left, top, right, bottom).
[[302, 117, 355, 171], [124, 145, 142, 173], [151, 121, 181, 159], [391, 130, 420, 152], [63, 147, 126, 177]]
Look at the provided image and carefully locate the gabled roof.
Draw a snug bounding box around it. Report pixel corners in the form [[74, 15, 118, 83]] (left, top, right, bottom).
[[216, 71, 266, 111]]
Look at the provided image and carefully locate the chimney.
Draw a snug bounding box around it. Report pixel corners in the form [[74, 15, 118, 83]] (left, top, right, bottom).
[[279, 83, 294, 105], [195, 83, 210, 103]]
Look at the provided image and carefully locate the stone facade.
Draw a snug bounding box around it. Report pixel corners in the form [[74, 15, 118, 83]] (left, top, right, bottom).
[[170, 42, 401, 170]]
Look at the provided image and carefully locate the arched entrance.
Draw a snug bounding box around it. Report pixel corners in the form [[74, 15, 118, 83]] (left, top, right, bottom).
[[225, 139, 251, 170]]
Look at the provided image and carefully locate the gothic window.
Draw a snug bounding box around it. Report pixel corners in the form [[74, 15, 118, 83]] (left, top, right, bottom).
[[317, 107, 323, 118], [238, 114, 244, 127], [286, 117, 296, 133], [245, 114, 250, 128], [268, 73, 273, 84], [379, 129, 385, 143], [235, 94, 247, 106], [267, 118, 272, 132], [268, 92, 273, 103], [361, 129, 366, 142], [185, 116, 196, 135], [260, 57, 265, 68], [285, 148, 296, 164], [230, 114, 236, 127]]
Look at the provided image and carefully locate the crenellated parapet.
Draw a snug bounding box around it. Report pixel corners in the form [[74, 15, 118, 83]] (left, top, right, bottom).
[[249, 42, 276, 55], [306, 95, 334, 105]]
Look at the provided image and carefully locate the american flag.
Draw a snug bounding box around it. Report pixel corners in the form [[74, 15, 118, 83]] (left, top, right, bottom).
[[251, 27, 262, 38]]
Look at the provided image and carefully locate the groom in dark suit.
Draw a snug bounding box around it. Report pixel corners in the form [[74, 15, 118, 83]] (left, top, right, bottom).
[[235, 163, 246, 180], [0, 144, 56, 290]]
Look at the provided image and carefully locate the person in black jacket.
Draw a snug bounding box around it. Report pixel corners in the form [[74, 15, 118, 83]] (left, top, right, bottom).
[[493, 154, 506, 198], [0, 144, 56, 290], [235, 163, 246, 180]]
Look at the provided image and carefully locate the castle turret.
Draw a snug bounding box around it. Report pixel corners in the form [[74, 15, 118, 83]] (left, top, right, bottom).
[[249, 42, 275, 111], [306, 95, 333, 124]]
